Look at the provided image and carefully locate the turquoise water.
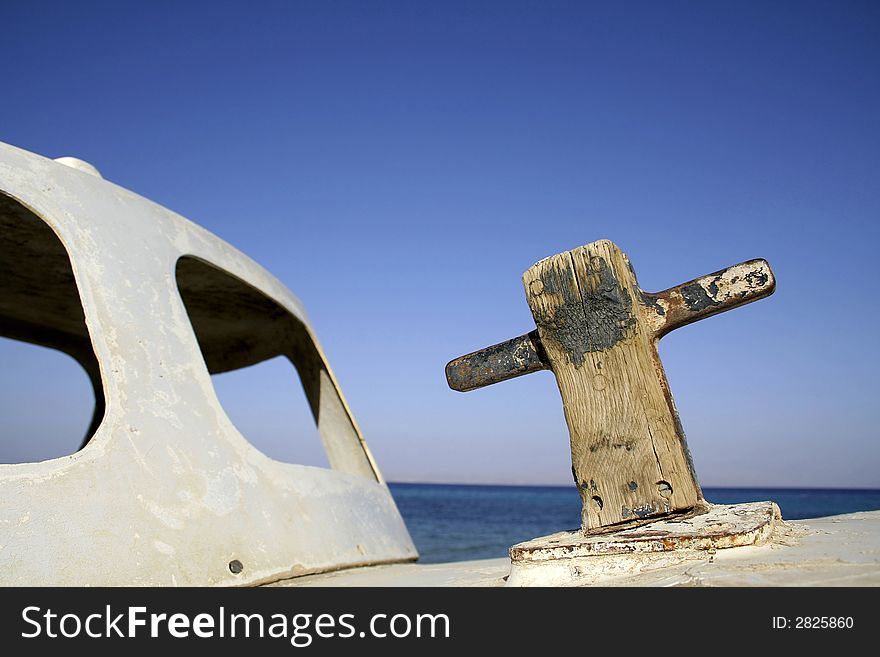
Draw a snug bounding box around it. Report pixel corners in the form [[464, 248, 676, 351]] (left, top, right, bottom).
[[388, 483, 880, 564]]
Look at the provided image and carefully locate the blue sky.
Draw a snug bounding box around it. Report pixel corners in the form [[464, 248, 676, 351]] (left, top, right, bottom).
[[1, 1, 878, 487]]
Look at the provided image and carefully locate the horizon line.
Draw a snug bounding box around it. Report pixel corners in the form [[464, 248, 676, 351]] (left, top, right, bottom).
[[386, 480, 880, 491]]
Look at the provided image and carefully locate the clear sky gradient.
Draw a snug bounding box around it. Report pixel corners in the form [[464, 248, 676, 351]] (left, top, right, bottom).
[[1, 1, 878, 487]]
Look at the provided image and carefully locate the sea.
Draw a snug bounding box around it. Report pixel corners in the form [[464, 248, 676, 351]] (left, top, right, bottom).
[[388, 483, 880, 564]]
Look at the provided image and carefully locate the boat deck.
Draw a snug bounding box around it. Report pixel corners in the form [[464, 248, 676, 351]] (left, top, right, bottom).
[[269, 511, 880, 586]]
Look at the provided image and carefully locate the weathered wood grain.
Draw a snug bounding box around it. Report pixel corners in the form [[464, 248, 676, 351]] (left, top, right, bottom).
[[523, 240, 702, 531]]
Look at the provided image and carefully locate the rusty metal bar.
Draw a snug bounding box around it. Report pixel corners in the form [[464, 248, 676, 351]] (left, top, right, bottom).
[[445, 330, 548, 392], [644, 258, 776, 338]]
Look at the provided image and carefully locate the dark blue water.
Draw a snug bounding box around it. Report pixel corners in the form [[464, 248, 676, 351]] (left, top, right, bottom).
[[388, 483, 880, 564]]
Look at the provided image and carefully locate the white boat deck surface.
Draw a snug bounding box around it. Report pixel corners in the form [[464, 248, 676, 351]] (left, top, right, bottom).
[[269, 511, 880, 587]]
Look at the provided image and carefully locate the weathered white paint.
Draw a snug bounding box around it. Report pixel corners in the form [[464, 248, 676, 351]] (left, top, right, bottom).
[[272, 511, 880, 587], [270, 558, 510, 587], [0, 141, 416, 585], [507, 509, 880, 587], [53, 156, 103, 179], [4, 140, 876, 589], [510, 501, 779, 561]]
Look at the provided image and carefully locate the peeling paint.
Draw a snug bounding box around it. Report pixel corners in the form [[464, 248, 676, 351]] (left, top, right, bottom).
[[533, 256, 636, 366], [0, 142, 417, 585]]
